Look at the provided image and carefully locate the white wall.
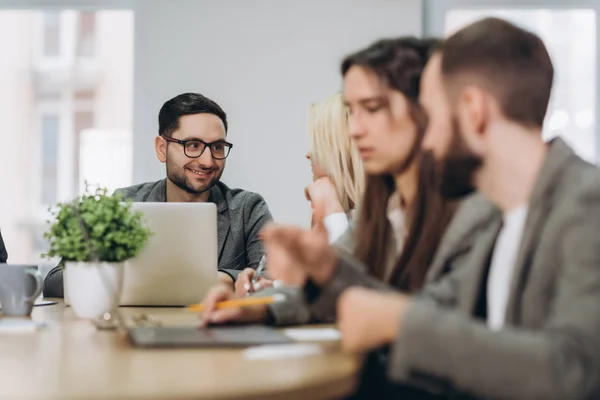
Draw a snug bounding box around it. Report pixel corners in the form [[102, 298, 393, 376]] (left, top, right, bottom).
[[0, 0, 423, 227], [133, 0, 422, 226]]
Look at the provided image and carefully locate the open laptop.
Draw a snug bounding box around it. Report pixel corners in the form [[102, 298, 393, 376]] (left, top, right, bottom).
[[120, 202, 218, 306]]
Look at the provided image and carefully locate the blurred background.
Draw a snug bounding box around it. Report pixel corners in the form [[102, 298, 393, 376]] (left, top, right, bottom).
[[0, 0, 597, 266]]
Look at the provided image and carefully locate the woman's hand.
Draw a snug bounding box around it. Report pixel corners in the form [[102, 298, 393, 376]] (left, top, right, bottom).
[[234, 268, 274, 296], [199, 284, 270, 327], [305, 177, 344, 216]]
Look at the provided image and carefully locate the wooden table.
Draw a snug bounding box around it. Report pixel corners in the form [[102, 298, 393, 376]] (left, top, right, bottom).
[[0, 302, 361, 400]]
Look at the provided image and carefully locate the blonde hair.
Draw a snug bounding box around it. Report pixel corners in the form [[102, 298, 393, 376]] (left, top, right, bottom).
[[307, 93, 365, 213]]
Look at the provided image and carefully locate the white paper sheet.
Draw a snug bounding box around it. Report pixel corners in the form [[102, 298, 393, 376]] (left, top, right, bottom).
[[283, 328, 341, 341], [0, 320, 47, 333], [243, 344, 323, 360]]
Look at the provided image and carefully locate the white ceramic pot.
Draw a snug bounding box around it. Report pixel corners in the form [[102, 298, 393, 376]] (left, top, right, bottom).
[[63, 262, 124, 319]]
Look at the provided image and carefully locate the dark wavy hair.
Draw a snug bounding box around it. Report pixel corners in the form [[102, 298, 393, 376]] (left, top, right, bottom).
[[341, 37, 457, 291]]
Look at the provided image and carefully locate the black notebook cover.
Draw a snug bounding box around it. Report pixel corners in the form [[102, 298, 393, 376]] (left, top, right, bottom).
[[128, 325, 293, 348]]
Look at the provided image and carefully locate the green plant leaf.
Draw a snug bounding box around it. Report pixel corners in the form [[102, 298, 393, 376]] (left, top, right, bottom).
[[42, 185, 153, 262]]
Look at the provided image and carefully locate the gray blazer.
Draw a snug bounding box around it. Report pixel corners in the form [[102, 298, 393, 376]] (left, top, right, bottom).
[[266, 191, 497, 326], [332, 138, 600, 399], [0, 230, 7, 263], [43, 179, 272, 297]]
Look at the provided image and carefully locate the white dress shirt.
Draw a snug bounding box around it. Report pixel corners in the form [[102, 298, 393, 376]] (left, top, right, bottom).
[[386, 191, 406, 258], [487, 205, 529, 331]]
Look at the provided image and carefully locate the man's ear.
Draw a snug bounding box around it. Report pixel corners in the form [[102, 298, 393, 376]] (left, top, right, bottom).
[[456, 86, 489, 152], [155, 136, 167, 163]]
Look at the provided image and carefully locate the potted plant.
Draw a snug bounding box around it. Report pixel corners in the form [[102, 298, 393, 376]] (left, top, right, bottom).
[[44, 186, 152, 319]]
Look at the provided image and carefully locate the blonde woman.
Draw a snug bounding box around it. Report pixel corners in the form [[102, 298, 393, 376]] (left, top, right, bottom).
[[234, 93, 365, 296], [305, 92, 365, 243]]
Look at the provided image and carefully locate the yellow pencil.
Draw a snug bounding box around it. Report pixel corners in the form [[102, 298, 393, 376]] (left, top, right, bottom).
[[188, 294, 285, 312]]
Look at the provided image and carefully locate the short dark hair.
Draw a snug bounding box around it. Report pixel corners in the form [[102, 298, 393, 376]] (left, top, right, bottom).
[[158, 93, 228, 137], [439, 17, 554, 127]]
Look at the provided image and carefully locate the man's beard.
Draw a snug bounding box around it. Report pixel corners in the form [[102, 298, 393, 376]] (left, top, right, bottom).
[[438, 118, 483, 199], [166, 158, 222, 196]]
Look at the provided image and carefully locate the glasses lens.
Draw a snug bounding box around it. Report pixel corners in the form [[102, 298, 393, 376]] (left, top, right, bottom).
[[185, 141, 205, 157], [211, 143, 231, 159]]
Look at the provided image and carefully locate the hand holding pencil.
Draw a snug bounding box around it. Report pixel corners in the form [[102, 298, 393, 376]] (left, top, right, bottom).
[[233, 256, 273, 297], [189, 293, 285, 312], [198, 284, 283, 327]]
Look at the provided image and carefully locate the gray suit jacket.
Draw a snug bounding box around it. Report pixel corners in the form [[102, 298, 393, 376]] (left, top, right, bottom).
[[334, 138, 600, 399], [266, 192, 497, 326], [0, 230, 7, 263], [43, 179, 272, 297]]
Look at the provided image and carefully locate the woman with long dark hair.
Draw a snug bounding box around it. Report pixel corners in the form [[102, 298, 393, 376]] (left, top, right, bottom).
[[340, 36, 456, 292], [199, 37, 457, 329]]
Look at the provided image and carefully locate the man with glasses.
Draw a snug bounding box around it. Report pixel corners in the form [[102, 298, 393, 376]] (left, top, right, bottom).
[[43, 93, 272, 297]]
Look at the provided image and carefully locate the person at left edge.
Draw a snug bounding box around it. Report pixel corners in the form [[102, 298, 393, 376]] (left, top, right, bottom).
[[0, 230, 7, 263], [43, 92, 273, 297]]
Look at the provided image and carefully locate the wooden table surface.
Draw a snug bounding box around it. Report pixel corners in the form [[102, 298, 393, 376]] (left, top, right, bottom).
[[0, 302, 361, 400]]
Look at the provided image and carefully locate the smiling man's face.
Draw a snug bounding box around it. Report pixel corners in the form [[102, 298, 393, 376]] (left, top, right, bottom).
[[161, 113, 227, 195]]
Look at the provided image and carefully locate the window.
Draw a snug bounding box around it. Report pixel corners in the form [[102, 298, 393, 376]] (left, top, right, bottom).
[[77, 12, 96, 57], [42, 11, 61, 57], [0, 10, 134, 264], [73, 110, 95, 194], [41, 115, 59, 205], [424, 0, 599, 165], [444, 9, 597, 162]]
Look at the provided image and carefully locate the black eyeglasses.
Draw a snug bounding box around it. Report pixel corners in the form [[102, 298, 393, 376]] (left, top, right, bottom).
[[163, 137, 233, 160]]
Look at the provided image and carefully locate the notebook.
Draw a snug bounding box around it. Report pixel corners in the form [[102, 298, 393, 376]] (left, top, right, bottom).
[[127, 325, 293, 348]]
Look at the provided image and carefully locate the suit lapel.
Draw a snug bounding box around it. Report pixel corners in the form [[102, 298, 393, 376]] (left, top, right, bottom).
[[504, 138, 574, 325], [427, 233, 473, 283], [503, 202, 548, 325], [462, 218, 503, 315], [427, 194, 499, 282], [209, 184, 230, 260]]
